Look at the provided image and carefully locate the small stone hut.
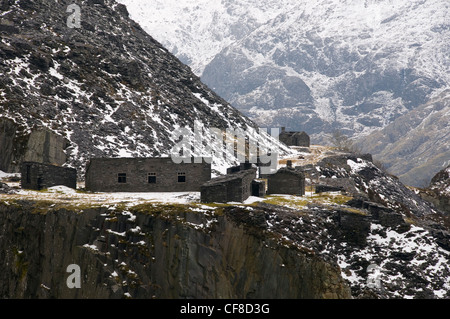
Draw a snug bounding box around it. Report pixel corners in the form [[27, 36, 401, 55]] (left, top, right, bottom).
[[85, 157, 211, 192], [21, 161, 77, 190], [279, 127, 310, 147], [267, 167, 305, 196], [201, 167, 257, 203]]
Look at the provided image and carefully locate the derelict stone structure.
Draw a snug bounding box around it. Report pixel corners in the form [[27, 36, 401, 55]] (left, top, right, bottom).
[[85, 157, 211, 192], [21, 161, 77, 190], [267, 167, 306, 196], [279, 127, 310, 147], [201, 168, 257, 203], [252, 179, 266, 197]]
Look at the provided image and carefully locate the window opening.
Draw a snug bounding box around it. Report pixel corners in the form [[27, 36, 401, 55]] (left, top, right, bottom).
[[177, 172, 186, 183], [118, 173, 127, 183]]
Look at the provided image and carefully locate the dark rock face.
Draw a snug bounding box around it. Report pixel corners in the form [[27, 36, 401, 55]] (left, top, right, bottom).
[[419, 165, 450, 214], [307, 154, 439, 218], [0, 201, 352, 299], [0, 118, 69, 173], [0, 0, 279, 177]]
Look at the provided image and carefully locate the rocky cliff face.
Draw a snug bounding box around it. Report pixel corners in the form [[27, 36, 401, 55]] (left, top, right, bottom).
[[0, 200, 351, 299], [356, 91, 450, 187]]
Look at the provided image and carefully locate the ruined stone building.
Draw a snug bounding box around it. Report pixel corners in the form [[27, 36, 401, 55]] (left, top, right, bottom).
[[279, 127, 310, 147], [267, 166, 306, 196], [201, 165, 261, 203], [85, 157, 211, 192], [21, 162, 77, 190]]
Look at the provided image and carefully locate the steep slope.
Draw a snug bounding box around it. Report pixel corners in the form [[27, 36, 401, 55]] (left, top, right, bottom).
[[0, 0, 291, 176], [356, 90, 450, 187], [418, 165, 450, 214], [200, 0, 449, 139]]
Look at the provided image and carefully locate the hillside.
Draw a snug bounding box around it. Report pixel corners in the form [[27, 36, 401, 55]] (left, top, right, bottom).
[[356, 90, 450, 187], [0, 0, 291, 177]]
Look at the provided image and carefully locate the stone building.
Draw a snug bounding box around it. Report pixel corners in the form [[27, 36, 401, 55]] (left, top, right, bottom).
[[21, 162, 77, 190], [267, 167, 305, 196], [201, 167, 258, 203], [279, 127, 310, 147], [85, 157, 211, 192]]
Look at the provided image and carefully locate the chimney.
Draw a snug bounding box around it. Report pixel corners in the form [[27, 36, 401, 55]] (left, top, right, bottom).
[[287, 160, 292, 169], [281, 127, 286, 133]]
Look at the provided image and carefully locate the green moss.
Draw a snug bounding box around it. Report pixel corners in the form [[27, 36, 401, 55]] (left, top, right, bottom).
[[340, 207, 369, 216], [129, 202, 194, 217], [31, 200, 56, 215], [13, 248, 28, 281]]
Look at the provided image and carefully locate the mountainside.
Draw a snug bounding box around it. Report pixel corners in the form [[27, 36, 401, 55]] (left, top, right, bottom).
[[0, 0, 290, 176], [356, 90, 450, 187], [118, 0, 450, 186], [116, 0, 300, 75], [1, 151, 449, 299], [119, 0, 449, 137], [1, 0, 449, 301], [418, 165, 450, 214]]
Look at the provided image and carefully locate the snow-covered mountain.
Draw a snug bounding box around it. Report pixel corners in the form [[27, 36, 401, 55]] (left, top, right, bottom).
[[118, 0, 449, 186], [116, 0, 300, 75], [356, 90, 450, 187], [0, 0, 291, 176]]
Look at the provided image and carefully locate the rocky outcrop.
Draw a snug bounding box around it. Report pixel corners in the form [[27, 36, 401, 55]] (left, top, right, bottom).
[[419, 165, 450, 214], [0, 118, 27, 172], [0, 200, 351, 299], [23, 129, 69, 167], [0, 117, 69, 173]]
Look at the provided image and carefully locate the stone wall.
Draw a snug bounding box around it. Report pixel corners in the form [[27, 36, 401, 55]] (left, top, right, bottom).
[[21, 162, 77, 190], [201, 168, 257, 203], [85, 158, 211, 192], [0, 118, 27, 172], [267, 168, 305, 196], [279, 129, 310, 147]]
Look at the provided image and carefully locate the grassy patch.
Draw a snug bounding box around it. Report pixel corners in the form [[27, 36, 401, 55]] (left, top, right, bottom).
[[261, 192, 353, 211]]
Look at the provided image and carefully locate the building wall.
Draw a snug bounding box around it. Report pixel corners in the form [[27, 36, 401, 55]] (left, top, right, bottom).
[[85, 158, 211, 192], [21, 162, 77, 190], [293, 132, 310, 147], [279, 131, 310, 147], [267, 170, 305, 196], [201, 183, 228, 203], [201, 168, 257, 203], [252, 180, 266, 197]]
